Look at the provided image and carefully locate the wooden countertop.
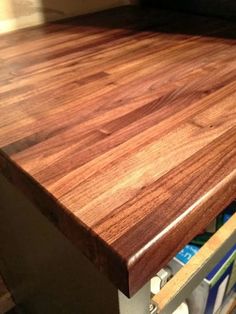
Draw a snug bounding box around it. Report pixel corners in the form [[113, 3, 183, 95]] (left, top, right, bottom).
[[0, 6, 236, 297]]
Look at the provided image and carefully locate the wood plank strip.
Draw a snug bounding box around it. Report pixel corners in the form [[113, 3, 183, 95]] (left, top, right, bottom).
[[90, 98, 236, 237], [46, 80, 236, 197]]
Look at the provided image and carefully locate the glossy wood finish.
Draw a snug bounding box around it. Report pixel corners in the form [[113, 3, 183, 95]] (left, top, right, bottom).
[[0, 6, 236, 297]]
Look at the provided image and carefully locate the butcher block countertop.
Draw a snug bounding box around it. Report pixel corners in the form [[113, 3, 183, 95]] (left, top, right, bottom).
[[0, 6, 236, 297]]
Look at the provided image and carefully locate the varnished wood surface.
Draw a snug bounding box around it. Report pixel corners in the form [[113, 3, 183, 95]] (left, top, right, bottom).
[[0, 6, 236, 297]]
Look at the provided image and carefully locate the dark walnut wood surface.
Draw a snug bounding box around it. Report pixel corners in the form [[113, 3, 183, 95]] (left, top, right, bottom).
[[0, 6, 236, 297]]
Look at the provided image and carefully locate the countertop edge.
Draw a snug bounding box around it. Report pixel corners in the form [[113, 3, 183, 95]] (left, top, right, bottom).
[[127, 171, 236, 295], [0, 150, 131, 296], [1, 150, 235, 297]]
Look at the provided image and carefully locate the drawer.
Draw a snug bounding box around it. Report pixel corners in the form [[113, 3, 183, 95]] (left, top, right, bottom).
[[152, 213, 236, 314]]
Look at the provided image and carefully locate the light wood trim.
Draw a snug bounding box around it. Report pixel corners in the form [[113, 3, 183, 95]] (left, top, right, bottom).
[[152, 213, 236, 313]]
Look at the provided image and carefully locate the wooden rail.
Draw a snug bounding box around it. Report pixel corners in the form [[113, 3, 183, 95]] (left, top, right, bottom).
[[152, 213, 236, 313]]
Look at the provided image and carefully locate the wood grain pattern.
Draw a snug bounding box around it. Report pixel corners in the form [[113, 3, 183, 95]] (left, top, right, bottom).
[[0, 6, 236, 296]]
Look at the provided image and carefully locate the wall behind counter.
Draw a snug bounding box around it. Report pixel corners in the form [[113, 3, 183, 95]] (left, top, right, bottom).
[[0, 0, 133, 34]]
